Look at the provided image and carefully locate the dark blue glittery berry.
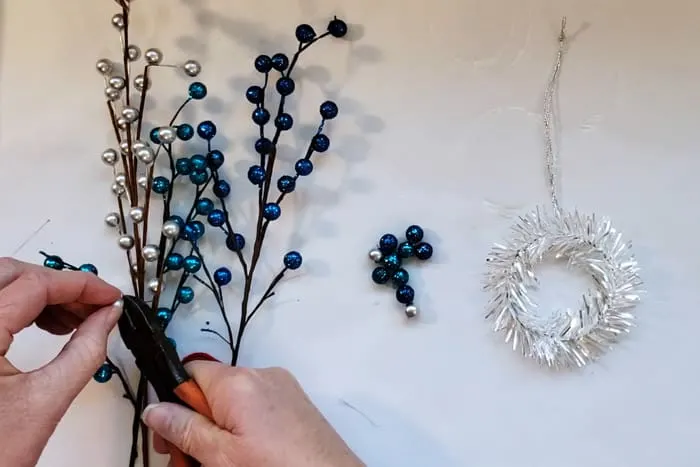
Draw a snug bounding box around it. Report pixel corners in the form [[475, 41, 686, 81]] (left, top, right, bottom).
[[213, 180, 231, 198], [248, 165, 266, 185], [197, 121, 217, 140], [255, 137, 274, 155], [392, 269, 410, 287], [189, 82, 207, 100], [327, 17, 348, 38], [277, 175, 296, 193], [79, 263, 99, 275], [405, 225, 424, 244], [166, 253, 184, 270], [271, 53, 289, 71], [207, 150, 225, 169], [184, 255, 202, 273], [379, 234, 398, 255], [396, 285, 415, 304], [190, 154, 207, 171], [178, 286, 195, 303], [371, 267, 390, 284], [150, 127, 161, 144], [152, 176, 170, 194], [207, 209, 226, 227], [382, 253, 402, 271], [414, 242, 433, 260], [320, 101, 338, 119], [283, 251, 303, 270], [93, 363, 113, 383], [43, 255, 64, 270], [185, 221, 205, 241], [246, 85, 264, 104], [176, 157, 193, 175], [263, 203, 281, 220], [196, 198, 214, 215], [214, 267, 232, 286], [189, 169, 208, 185], [226, 233, 246, 251], [156, 308, 172, 327], [397, 242, 414, 258], [295, 24, 316, 43], [254, 54, 273, 73], [295, 159, 313, 176], [177, 124, 194, 141], [252, 108, 271, 125], [311, 134, 330, 152], [275, 113, 293, 131], [276, 77, 295, 96]]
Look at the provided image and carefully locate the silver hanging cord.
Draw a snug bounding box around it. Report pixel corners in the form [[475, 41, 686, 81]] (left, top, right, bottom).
[[543, 17, 568, 212]]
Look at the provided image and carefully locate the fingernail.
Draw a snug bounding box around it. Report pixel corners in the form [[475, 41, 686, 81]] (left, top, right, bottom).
[[107, 299, 124, 323], [142, 403, 159, 422]]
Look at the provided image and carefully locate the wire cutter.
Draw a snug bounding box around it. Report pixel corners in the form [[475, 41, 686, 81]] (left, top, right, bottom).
[[119, 295, 212, 467]]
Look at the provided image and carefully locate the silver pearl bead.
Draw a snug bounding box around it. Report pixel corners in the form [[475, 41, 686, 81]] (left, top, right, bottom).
[[105, 212, 121, 227], [119, 141, 131, 154], [147, 278, 163, 293], [105, 87, 121, 101], [109, 76, 126, 90], [96, 58, 113, 75], [112, 183, 126, 196], [121, 106, 139, 123], [157, 127, 177, 144], [144, 48, 163, 65], [118, 235, 135, 250], [137, 174, 149, 188], [142, 244, 160, 262], [369, 249, 383, 262], [129, 207, 145, 223], [136, 147, 155, 164], [131, 140, 148, 152], [115, 173, 127, 186], [182, 59, 202, 77], [101, 148, 118, 166], [117, 116, 130, 129], [131, 263, 139, 274], [134, 74, 150, 92], [405, 305, 418, 318], [127, 45, 141, 61], [161, 220, 180, 239], [111, 13, 125, 30]]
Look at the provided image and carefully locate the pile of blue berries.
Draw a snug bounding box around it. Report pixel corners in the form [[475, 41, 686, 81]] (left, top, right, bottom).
[[369, 225, 433, 318]]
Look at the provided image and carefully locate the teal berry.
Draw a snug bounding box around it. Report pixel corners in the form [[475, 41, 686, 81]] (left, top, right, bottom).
[[214, 267, 232, 286], [156, 307, 172, 327], [414, 242, 433, 260], [43, 255, 64, 270], [189, 169, 208, 185], [195, 198, 215, 215], [397, 242, 414, 258], [178, 286, 195, 304], [188, 82, 207, 100], [93, 363, 113, 383], [184, 255, 202, 273], [405, 225, 424, 244], [177, 124, 194, 141], [152, 176, 170, 194], [197, 120, 217, 140], [176, 157, 193, 175], [371, 267, 390, 284], [166, 253, 184, 270], [79, 264, 99, 275], [207, 150, 225, 169], [382, 253, 401, 271], [392, 269, 410, 287], [190, 154, 207, 170]]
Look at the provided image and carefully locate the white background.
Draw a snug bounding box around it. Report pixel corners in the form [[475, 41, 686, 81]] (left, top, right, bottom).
[[1, 0, 699, 466]]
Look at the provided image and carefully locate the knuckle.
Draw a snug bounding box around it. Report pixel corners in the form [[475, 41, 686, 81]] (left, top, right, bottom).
[[226, 367, 260, 398], [177, 416, 198, 454]]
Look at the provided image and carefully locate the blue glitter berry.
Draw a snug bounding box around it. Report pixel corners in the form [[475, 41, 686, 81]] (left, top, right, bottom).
[[392, 269, 410, 287], [178, 286, 195, 303], [152, 176, 169, 194], [226, 233, 246, 251], [414, 242, 433, 260], [263, 203, 281, 220], [271, 53, 289, 71], [275, 113, 293, 131], [312, 134, 330, 152], [255, 137, 274, 155], [254, 54, 273, 73], [295, 159, 313, 176], [283, 251, 303, 270], [79, 263, 98, 275], [382, 253, 402, 271], [156, 307, 172, 327], [405, 225, 424, 244], [252, 108, 271, 125], [397, 242, 414, 258], [320, 101, 338, 119], [327, 18, 348, 38], [169, 215, 186, 230], [93, 363, 113, 383], [189, 169, 208, 185], [189, 82, 207, 100], [207, 209, 226, 227], [177, 124, 194, 141], [213, 180, 231, 198], [190, 154, 207, 171], [166, 253, 184, 271], [276, 77, 295, 96], [176, 158, 193, 175], [396, 285, 415, 305], [248, 165, 266, 185], [149, 127, 161, 144], [197, 121, 217, 140], [43, 255, 64, 270], [295, 24, 316, 43], [214, 267, 232, 286], [207, 150, 225, 169], [277, 175, 296, 193], [371, 267, 390, 284], [246, 85, 264, 104], [185, 221, 205, 241], [184, 256, 202, 273], [379, 234, 399, 255]]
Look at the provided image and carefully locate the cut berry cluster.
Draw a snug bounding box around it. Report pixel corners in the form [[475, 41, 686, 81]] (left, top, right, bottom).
[[369, 225, 433, 318]]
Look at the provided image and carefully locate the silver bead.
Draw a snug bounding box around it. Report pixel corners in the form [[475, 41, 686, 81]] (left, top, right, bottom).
[[119, 141, 131, 154], [144, 48, 163, 65], [105, 87, 121, 101], [157, 127, 177, 144], [117, 116, 130, 129], [136, 146, 155, 164], [115, 173, 127, 186], [142, 244, 160, 262], [121, 106, 139, 123], [131, 140, 148, 152], [405, 305, 418, 318], [127, 45, 141, 61], [96, 58, 113, 75], [129, 207, 145, 223], [147, 278, 163, 293], [182, 59, 202, 77], [137, 174, 149, 188], [112, 182, 126, 196], [105, 212, 121, 227], [118, 235, 135, 250], [109, 76, 126, 90], [113, 298, 124, 311], [368, 249, 383, 262], [134, 74, 150, 92], [111, 13, 125, 30], [131, 263, 139, 274], [101, 148, 118, 166], [161, 220, 180, 239]]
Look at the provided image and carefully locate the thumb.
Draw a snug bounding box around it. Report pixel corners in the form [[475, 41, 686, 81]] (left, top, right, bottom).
[[142, 402, 232, 465], [31, 301, 123, 412]]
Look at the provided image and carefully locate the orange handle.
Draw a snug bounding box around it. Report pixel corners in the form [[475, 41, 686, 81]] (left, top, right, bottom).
[[165, 379, 213, 467]]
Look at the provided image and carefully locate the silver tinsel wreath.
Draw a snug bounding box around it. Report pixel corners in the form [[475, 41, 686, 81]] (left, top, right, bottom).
[[484, 207, 643, 369]]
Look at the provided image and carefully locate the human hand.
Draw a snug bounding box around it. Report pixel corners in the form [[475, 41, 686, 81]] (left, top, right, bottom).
[[0, 257, 122, 467], [143, 362, 365, 467]]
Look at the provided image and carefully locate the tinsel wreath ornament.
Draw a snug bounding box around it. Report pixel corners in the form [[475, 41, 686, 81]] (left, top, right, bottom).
[[484, 18, 643, 369], [39, 0, 350, 465]]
